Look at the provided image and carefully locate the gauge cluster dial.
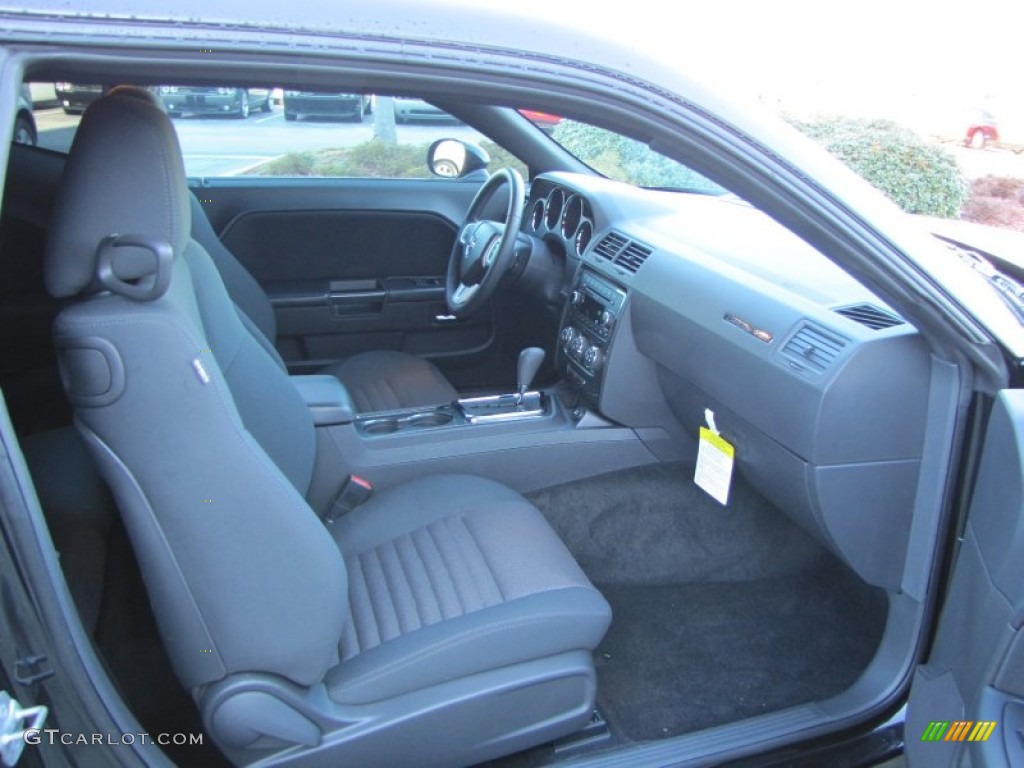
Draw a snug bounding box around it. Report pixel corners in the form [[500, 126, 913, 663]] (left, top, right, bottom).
[[526, 183, 595, 259]]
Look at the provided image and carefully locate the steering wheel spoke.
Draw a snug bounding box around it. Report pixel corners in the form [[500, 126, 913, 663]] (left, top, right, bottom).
[[481, 236, 501, 269], [451, 282, 480, 308], [446, 168, 525, 316]]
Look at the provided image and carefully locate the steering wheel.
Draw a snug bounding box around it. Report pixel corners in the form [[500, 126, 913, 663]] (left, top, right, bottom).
[[446, 168, 525, 316]]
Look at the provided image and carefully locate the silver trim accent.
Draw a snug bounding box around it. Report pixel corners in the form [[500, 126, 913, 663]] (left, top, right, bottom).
[[458, 391, 545, 423], [544, 188, 564, 230], [575, 219, 594, 258], [561, 193, 582, 239]]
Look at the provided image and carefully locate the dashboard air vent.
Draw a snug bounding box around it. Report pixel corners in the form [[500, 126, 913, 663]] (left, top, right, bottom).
[[782, 325, 847, 372], [835, 304, 904, 330], [593, 231, 628, 260], [614, 242, 653, 273]]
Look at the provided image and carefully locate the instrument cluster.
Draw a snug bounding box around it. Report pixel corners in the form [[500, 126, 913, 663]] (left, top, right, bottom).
[[526, 184, 594, 260]]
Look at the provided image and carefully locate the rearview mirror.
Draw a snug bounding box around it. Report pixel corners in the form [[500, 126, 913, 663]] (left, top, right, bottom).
[[428, 139, 490, 179]]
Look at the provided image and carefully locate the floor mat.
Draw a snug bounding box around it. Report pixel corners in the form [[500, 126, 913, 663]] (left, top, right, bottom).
[[528, 462, 828, 585], [593, 559, 888, 740]]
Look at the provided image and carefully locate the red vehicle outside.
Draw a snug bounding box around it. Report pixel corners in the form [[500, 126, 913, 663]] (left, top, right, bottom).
[[964, 108, 999, 148], [519, 108, 563, 132]]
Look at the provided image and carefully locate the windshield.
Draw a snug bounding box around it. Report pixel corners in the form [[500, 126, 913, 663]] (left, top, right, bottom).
[[545, 118, 726, 194]]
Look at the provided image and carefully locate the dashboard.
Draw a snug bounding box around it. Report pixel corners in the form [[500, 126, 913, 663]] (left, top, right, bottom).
[[521, 171, 932, 589]]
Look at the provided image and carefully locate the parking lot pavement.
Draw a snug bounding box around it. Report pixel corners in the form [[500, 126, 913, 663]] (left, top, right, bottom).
[[182, 154, 280, 177], [951, 144, 1024, 180], [33, 107, 487, 176]]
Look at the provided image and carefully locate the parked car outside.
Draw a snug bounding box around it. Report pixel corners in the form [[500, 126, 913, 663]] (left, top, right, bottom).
[[27, 82, 57, 108], [519, 108, 563, 133], [53, 81, 104, 114], [157, 85, 272, 118], [963, 106, 998, 148], [963, 103, 1024, 153], [394, 96, 460, 123], [282, 91, 372, 121], [13, 84, 36, 145]]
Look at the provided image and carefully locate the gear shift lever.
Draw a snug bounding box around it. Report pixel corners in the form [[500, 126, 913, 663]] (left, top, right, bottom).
[[516, 347, 545, 405]]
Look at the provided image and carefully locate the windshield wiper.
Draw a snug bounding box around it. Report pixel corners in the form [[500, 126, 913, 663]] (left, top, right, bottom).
[[951, 244, 1024, 322]]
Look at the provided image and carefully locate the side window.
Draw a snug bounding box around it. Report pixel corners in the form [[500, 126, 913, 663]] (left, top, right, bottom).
[[247, 94, 523, 179], [28, 83, 527, 180]]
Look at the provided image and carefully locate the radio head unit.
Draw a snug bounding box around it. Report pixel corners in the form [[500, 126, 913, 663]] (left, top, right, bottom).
[[558, 269, 626, 404]]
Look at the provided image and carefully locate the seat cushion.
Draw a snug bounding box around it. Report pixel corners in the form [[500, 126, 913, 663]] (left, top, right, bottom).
[[326, 475, 611, 704], [321, 350, 457, 413]]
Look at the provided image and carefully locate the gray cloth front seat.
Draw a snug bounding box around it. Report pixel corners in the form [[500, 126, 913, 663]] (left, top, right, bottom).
[[188, 189, 457, 413], [45, 87, 610, 767]]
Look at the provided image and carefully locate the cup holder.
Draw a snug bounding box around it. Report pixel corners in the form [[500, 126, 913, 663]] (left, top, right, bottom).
[[403, 411, 454, 428], [358, 408, 455, 436], [361, 418, 399, 435]]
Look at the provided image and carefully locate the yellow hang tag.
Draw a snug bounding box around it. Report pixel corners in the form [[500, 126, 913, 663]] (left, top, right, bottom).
[[695, 426, 735, 505]]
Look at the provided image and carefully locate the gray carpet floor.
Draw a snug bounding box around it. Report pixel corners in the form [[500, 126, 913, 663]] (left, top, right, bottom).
[[527, 461, 888, 742]]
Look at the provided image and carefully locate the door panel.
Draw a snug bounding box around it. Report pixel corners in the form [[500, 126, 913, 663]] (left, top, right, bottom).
[[220, 209, 454, 282], [193, 178, 500, 380], [906, 389, 1024, 767]]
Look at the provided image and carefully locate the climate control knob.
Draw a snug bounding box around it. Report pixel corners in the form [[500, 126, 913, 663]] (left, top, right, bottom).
[[570, 335, 587, 359], [560, 326, 577, 346], [599, 310, 614, 327], [584, 345, 604, 371]]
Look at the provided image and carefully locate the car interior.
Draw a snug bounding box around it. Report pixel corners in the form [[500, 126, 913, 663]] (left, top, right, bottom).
[[0, 58, 969, 768]]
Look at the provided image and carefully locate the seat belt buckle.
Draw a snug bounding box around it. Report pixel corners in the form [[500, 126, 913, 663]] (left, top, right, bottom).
[[326, 474, 373, 524]]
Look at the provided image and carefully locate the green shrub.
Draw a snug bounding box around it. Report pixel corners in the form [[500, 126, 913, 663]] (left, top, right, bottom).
[[255, 150, 318, 176], [247, 138, 528, 180], [789, 116, 969, 218], [550, 120, 724, 193], [249, 141, 431, 178], [479, 140, 529, 180], [339, 141, 427, 178]]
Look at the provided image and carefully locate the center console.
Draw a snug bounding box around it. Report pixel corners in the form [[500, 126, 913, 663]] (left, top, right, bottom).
[[558, 268, 626, 405], [297, 269, 655, 506], [355, 390, 547, 436]]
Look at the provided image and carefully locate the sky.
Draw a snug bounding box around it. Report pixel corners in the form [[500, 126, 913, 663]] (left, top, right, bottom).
[[487, 0, 1024, 138]]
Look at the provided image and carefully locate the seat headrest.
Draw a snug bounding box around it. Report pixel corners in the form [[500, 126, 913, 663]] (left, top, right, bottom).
[[107, 84, 164, 109], [45, 86, 191, 299]]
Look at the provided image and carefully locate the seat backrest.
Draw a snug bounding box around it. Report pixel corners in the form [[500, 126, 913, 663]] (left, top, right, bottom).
[[188, 191, 279, 350], [44, 87, 346, 691]]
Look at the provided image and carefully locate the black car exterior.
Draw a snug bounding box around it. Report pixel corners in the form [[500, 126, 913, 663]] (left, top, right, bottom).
[[282, 91, 372, 121], [157, 86, 272, 118]]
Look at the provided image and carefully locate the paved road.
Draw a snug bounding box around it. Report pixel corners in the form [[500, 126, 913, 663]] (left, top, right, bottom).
[[951, 144, 1024, 181], [33, 106, 487, 177]]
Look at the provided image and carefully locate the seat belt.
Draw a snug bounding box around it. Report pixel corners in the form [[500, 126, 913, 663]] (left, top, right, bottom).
[[325, 474, 373, 524]]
